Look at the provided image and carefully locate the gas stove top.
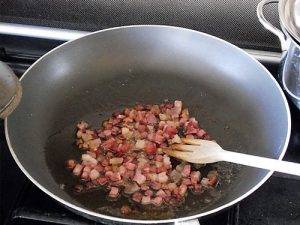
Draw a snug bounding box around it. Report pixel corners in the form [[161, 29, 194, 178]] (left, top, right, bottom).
[[0, 60, 299, 225]]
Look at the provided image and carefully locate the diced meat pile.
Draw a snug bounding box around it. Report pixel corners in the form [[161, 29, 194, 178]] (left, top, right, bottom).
[[66, 100, 218, 210]]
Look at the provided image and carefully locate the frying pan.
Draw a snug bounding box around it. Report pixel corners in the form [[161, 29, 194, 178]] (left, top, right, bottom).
[[5, 25, 290, 224]]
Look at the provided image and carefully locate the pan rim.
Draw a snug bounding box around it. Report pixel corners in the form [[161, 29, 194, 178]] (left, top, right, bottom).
[[5, 24, 291, 224]]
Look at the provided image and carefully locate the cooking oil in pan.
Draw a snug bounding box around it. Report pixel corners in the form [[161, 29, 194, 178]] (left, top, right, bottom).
[[45, 110, 241, 220]]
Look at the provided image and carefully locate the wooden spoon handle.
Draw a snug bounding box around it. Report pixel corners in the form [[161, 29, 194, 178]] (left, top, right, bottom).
[[220, 150, 300, 176]]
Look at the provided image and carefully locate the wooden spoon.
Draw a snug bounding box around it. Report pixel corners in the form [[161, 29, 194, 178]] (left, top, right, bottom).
[[163, 138, 300, 176]]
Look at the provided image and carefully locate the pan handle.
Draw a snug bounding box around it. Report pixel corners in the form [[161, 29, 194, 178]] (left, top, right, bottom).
[[175, 219, 200, 225], [0, 61, 22, 119], [257, 0, 289, 51]]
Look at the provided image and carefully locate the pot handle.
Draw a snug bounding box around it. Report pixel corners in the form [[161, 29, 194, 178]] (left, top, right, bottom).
[[257, 0, 288, 51], [175, 219, 200, 225]]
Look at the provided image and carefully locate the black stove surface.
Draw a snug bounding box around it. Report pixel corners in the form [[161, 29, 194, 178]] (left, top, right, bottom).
[[0, 60, 299, 225]]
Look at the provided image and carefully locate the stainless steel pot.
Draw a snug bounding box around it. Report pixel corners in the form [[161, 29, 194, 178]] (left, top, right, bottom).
[[257, 0, 300, 109]]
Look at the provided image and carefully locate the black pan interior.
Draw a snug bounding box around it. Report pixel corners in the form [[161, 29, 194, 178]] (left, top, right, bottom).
[[6, 26, 290, 221]]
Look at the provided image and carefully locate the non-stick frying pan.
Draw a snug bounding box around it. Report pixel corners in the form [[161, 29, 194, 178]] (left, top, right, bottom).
[[5, 25, 290, 224]]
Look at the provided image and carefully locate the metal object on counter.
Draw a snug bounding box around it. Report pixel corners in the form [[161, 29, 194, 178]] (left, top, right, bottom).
[[257, 0, 300, 109], [0, 61, 22, 119]]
